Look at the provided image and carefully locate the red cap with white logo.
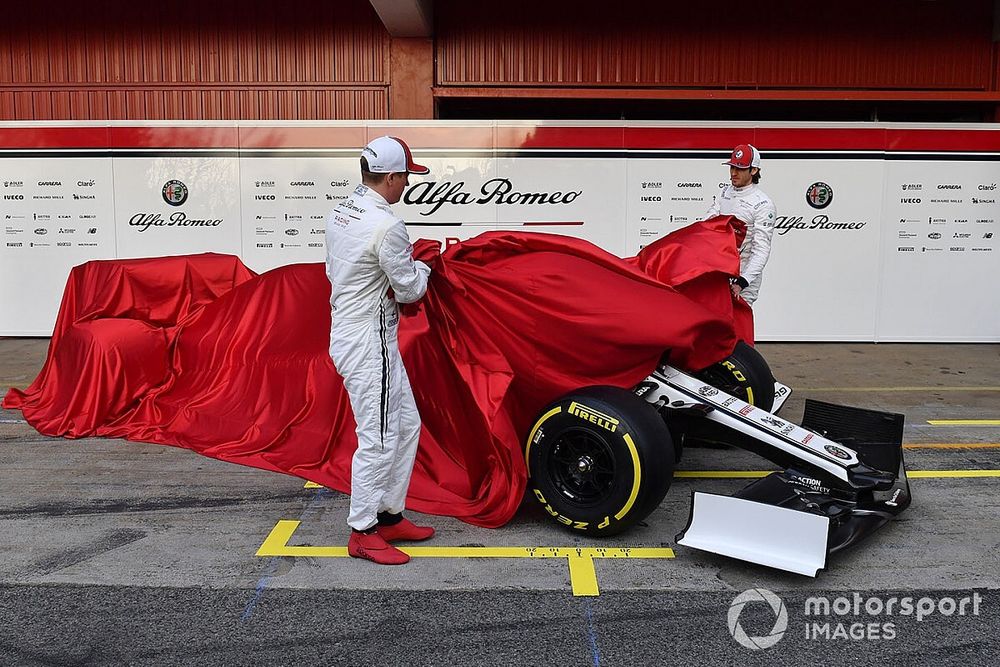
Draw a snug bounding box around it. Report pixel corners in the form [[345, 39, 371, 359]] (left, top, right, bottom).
[[724, 144, 761, 169], [361, 136, 429, 174]]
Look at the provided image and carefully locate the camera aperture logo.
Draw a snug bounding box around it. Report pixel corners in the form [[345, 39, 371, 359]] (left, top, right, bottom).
[[728, 589, 984, 648], [728, 588, 788, 650]]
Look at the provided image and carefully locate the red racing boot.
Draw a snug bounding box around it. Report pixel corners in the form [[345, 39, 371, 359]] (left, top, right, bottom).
[[376, 512, 435, 543], [348, 529, 410, 565]]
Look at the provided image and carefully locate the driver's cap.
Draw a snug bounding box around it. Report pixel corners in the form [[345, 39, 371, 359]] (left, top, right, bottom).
[[724, 144, 761, 169], [361, 136, 429, 174]]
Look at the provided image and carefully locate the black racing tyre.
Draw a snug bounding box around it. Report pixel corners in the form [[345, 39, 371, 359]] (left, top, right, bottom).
[[525, 385, 674, 536], [696, 340, 776, 412]]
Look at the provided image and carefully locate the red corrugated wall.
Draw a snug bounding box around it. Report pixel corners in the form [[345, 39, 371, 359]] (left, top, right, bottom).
[[436, 0, 995, 91], [0, 0, 389, 120]]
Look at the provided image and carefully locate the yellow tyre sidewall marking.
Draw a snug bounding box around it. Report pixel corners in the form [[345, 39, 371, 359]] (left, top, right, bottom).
[[614, 433, 642, 521], [525, 406, 562, 477]]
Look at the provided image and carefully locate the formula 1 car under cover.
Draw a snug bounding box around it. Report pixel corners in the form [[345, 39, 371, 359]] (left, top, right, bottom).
[[524, 342, 912, 576]]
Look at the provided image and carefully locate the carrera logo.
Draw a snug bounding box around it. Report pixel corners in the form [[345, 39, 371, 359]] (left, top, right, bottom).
[[676, 182, 702, 188], [37, 181, 62, 186], [289, 181, 315, 186], [937, 184, 961, 190], [568, 402, 619, 433]]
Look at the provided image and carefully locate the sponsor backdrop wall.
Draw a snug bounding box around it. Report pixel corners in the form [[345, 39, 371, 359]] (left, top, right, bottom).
[[1, 121, 998, 342]]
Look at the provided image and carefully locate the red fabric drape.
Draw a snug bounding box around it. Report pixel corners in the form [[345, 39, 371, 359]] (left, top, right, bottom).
[[4, 217, 749, 527]]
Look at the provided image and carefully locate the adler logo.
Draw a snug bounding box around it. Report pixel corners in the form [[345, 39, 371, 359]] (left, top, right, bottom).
[[255, 180, 275, 188], [4, 181, 23, 187], [900, 198, 921, 204], [641, 182, 662, 189], [901, 184, 922, 191]]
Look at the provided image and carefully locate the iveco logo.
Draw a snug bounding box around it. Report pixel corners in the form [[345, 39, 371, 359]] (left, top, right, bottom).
[[255, 195, 275, 201], [639, 196, 661, 202], [3, 195, 23, 200], [900, 198, 921, 204]]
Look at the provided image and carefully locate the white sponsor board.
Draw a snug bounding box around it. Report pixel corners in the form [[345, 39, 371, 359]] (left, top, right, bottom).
[[1, 161, 116, 335], [0, 121, 997, 342]]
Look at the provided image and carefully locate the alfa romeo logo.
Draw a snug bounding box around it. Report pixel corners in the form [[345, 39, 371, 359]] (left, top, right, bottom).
[[728, 588, 788, 650], [806, 181, 833, 209], [162, 180, 188, 207], [825, 444, 852, 460]]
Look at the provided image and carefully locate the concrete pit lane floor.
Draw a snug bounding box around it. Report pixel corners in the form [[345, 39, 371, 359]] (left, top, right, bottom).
[[1, 338, 998, 665]]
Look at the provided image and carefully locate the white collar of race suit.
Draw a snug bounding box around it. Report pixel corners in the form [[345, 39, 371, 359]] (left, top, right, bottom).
[[732, 182, 757, 194], [353, 183, 390, 207]]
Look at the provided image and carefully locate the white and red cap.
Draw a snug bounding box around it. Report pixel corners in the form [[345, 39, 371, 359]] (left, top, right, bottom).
[[724, 144, 761, 169], [361, 135, 429, 174]]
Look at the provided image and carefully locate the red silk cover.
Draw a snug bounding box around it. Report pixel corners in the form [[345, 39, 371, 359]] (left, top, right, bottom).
[[4, 217, 750, 527]]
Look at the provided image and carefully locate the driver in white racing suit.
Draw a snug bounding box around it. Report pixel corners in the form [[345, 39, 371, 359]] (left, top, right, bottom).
[[326, 135, 434, 565], [705, 144, 777, 306]]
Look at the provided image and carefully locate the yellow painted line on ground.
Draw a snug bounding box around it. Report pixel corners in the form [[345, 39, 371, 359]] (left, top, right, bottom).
[[304, 481, 322, 489], [256, 520, 674, 597], [904, 443, 1000, 449], [677, 469, 1000, 479], [801, 386, 1000, 392], [927, 419, 1000, 426]]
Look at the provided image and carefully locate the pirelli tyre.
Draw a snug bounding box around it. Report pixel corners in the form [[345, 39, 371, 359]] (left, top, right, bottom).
[[696, 340, 775, 412], [525, 386, 675, 536]]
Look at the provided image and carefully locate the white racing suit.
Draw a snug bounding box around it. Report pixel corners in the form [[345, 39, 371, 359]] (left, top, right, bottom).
[[705, 183, 777, 306], [326, 184, 431, 531]]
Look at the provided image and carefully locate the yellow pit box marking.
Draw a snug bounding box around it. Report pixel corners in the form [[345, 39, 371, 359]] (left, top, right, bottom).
[[256, 520, 674, 597]]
